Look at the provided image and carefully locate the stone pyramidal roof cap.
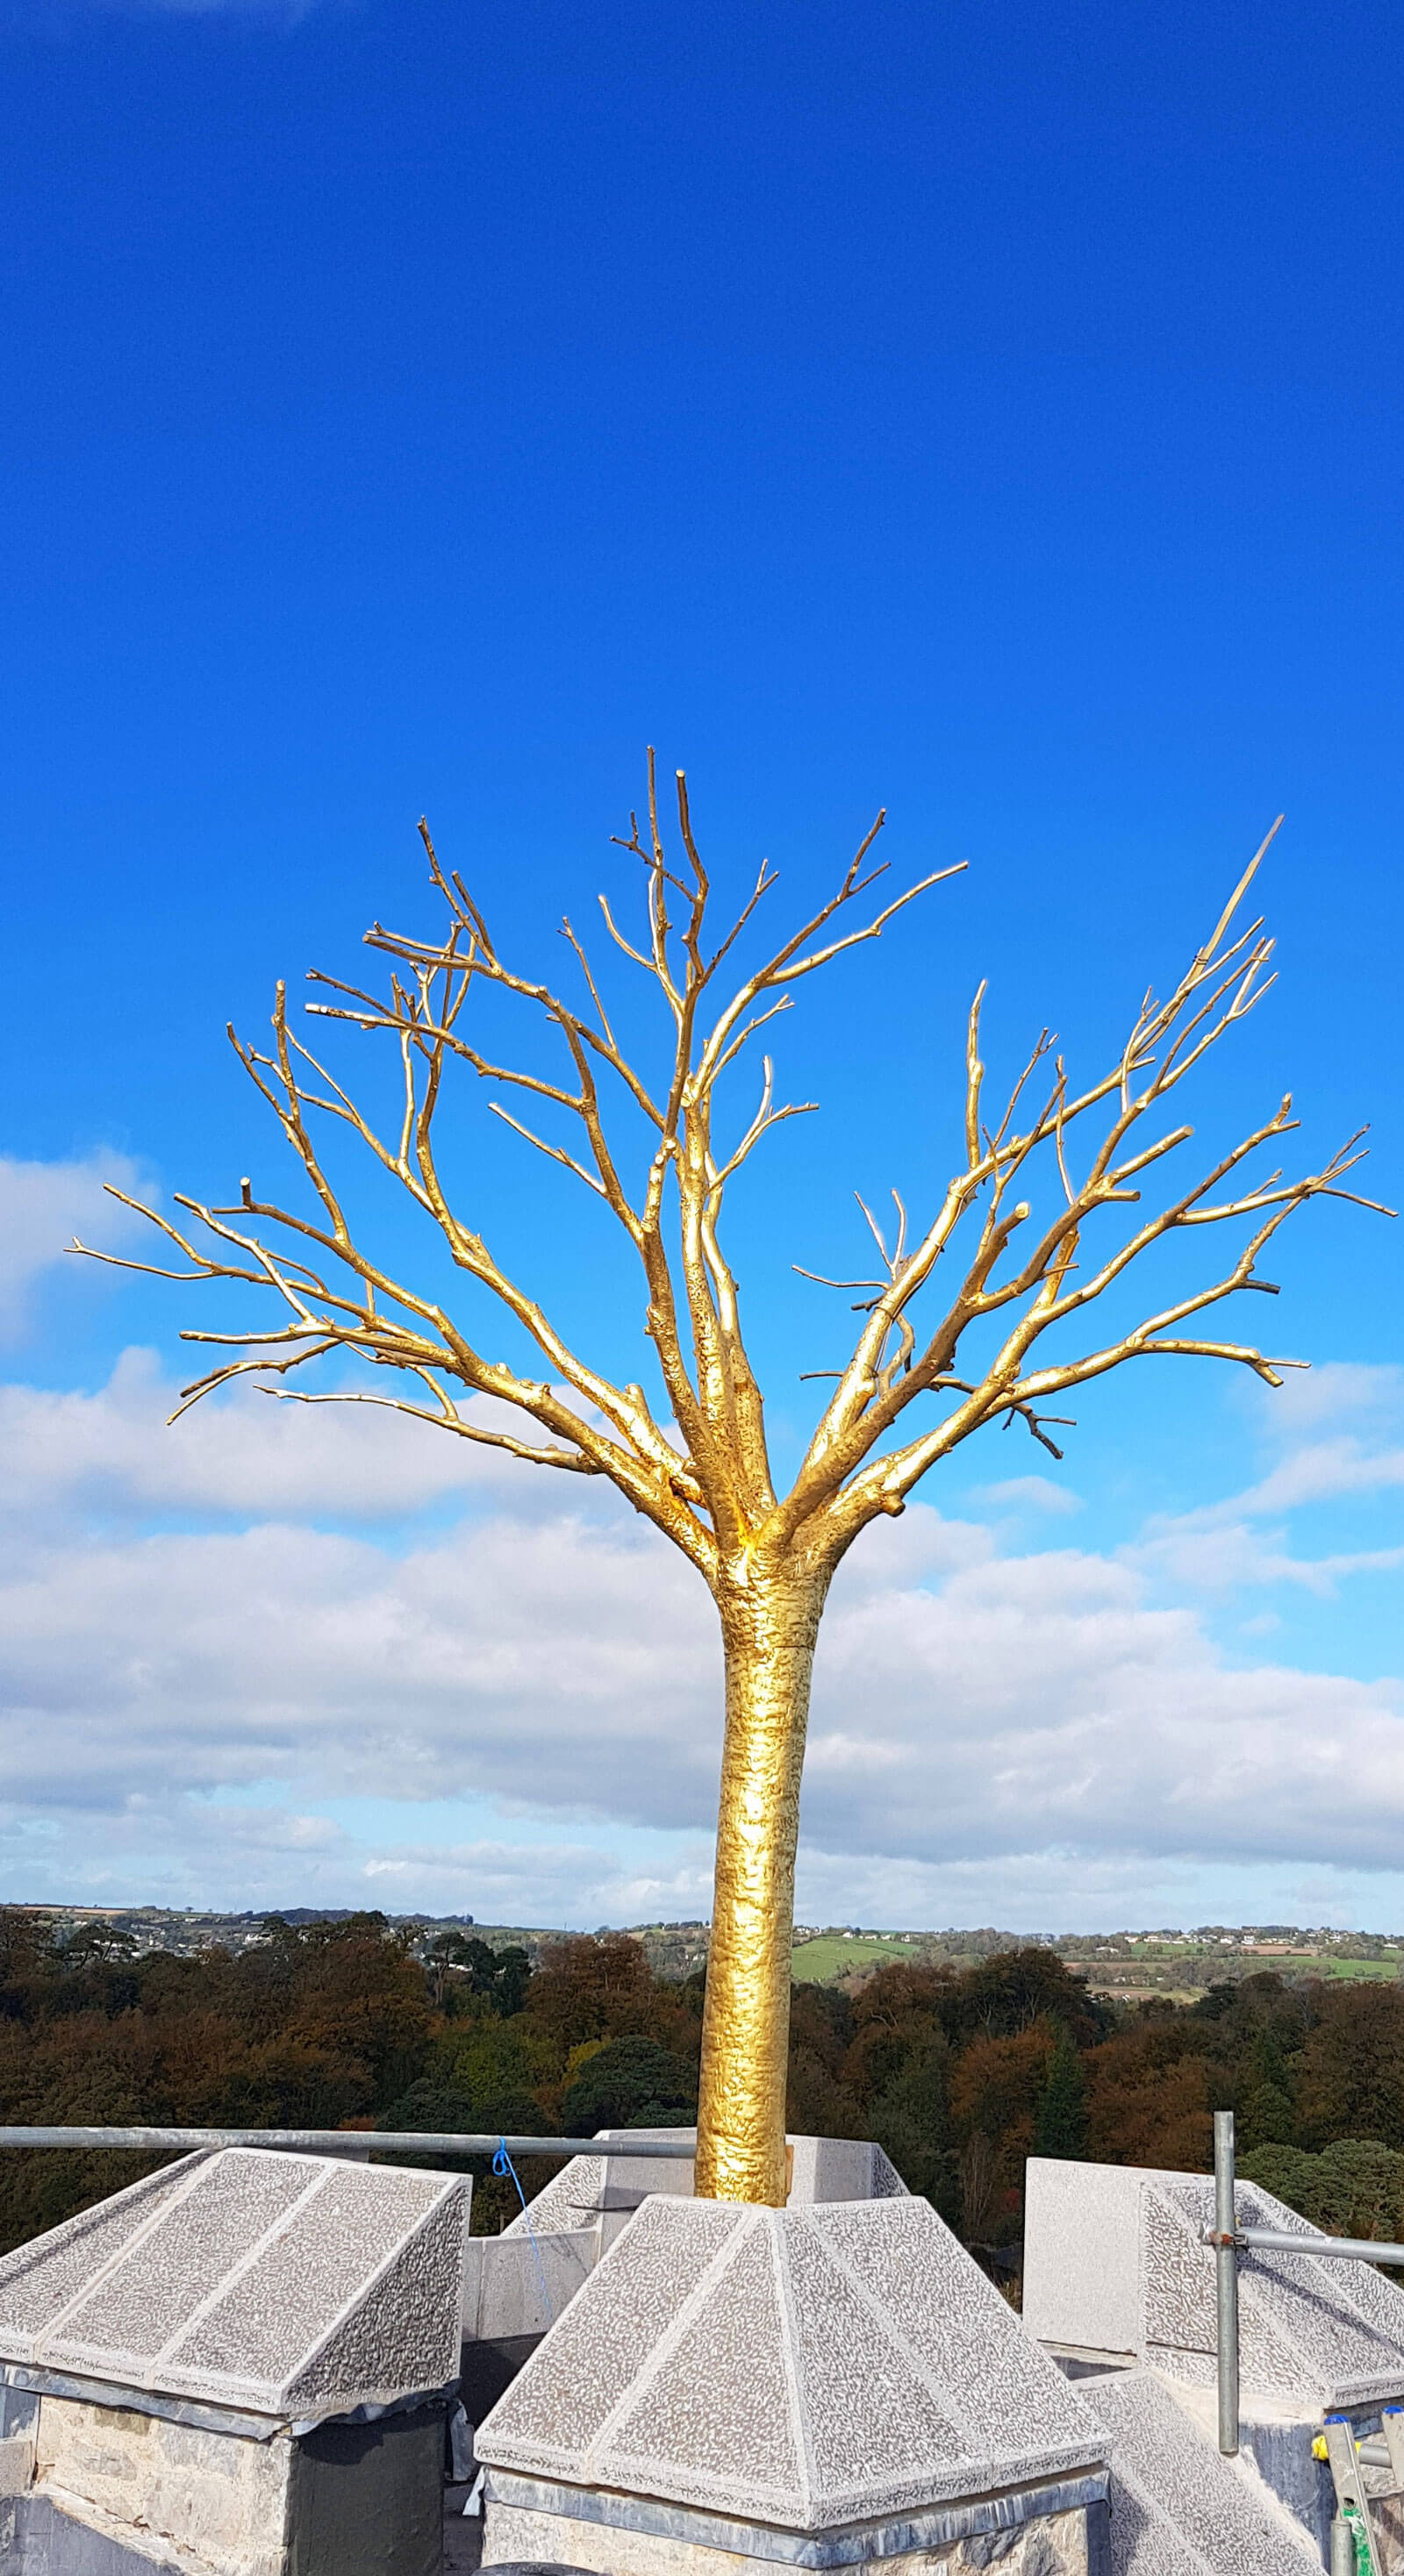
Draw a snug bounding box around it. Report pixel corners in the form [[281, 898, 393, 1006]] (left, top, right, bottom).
[[1079, 2370, 1322, 2575], [1025, 2157, 1404, 2409], [1155, 2172, 1404, 2405], [476, 2192, 1106, 2531], [0, 2148, 466, 2424]]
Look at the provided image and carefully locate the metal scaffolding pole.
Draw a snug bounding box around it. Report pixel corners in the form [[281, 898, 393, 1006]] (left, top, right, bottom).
[[1234, 2225, 1404, 2266], [1212, 2107, 1240, 2457], [0, 2126, 697, 2159]]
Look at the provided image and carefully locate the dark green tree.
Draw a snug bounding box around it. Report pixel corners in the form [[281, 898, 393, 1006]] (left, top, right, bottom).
[[946, 1948, 1109, 2051], [561, 2036, 697, 2134], [1033, 2026, 1088, 2160], [869, 2036, 956, 2216]]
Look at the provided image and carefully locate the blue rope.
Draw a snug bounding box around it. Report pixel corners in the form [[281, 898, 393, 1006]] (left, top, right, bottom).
[[493, 2137, 555, 2322]]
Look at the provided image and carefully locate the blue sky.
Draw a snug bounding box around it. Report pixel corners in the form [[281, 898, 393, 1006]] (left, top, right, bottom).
[[1, 0, 1401, 1929]]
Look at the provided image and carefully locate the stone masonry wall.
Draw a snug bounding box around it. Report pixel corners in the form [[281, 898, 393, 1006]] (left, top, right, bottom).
[[32, 2394, 293, 2576], [483, 2498, 1091, 2575]]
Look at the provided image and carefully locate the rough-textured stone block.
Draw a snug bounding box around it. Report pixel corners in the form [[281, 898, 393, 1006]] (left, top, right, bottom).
[[1022, 2161, 1145, 2361], [1025, 2156, 1404, 2408], [784, 2137, 906, 2206], [500, 2130, 698, 2244], [1078, 2369, 1323, 2575], [463, 2227, 602, 2341], [476, 2192, 1107, 2537], [0, 2161, 198, 2351], [0, 2147, 467, 2425], [502, 2130, 906, 2253], [0, 2387, 39, 2496], [0, 2431, 36, 2496]]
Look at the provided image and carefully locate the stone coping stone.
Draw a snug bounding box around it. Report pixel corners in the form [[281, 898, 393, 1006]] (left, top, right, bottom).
[[476, 2192, 1106, 2533], [1025, 2156, 1404, 2408], [484, 2466, 1109, 2570], [464, 2228, 601, 2343], [0, 2148, 466, 2425], [1077, 2369, 1323, 2575], [503, 2135, 905, 2243]]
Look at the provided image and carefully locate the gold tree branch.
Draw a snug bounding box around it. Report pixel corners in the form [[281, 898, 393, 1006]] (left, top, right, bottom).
[[778, 840, 1387, 1547], [486, 1101, 610, 1198], [258, 1374, 605, 1475], [81, 779, 1386, 1604], [83, 1166, 717, 1563]]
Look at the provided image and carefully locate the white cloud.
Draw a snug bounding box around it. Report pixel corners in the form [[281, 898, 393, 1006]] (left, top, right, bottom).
[[0, 1154, 152, 1340], [807, 1541, 1404, 1868], [1255, 1363, 1404, 1435], [1133, 1519, 1404, 1595], [790, 1845, 1404, 1936], [1236, 1365, 1404, 1512], [1234, 1441, 1404, 1518], [2, 1478, 1401, 1893], [969, 1475, 1082, 1517], [362, 1839, 715, 1927], [0, 1348, 568, 1522], [0, 1508, 720, 1818], [1129, 1360, 1404, 1587]]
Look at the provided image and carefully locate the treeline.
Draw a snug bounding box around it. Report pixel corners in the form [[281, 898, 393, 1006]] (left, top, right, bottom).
[[4, 1908, 1404, 2267]]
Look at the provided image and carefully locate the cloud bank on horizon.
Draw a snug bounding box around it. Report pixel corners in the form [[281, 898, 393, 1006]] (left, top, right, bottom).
[[2, 1158, 1401, 1933]]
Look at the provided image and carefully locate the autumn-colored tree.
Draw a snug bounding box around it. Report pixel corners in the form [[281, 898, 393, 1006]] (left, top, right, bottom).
[[1084, 2039, 1214, 2172], [1294, 1985, 1404, 2153], [868, 2037, 954, 2214], [520, 1934, 662, 2051], [1240, 2140, 1404, 2242], [11, 1920, 1404, 2265], [941, 1947, 1108, 2051], [560, 2034, 697, 2133], [784, 1981, 864, 2140]]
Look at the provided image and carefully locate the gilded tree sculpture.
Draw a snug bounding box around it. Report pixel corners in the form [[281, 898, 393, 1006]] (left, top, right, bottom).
[[82, 758, 1385, 2204]]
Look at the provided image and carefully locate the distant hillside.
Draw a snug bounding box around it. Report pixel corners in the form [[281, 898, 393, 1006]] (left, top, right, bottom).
[[10, 1905, 1401, 1994]]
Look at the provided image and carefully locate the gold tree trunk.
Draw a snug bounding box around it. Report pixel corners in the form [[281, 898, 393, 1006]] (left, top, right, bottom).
[[693, 1565, 830, 2204]]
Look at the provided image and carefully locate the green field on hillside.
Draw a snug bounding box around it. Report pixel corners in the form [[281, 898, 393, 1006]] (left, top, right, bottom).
[[792, 1934, 928, 1981]]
